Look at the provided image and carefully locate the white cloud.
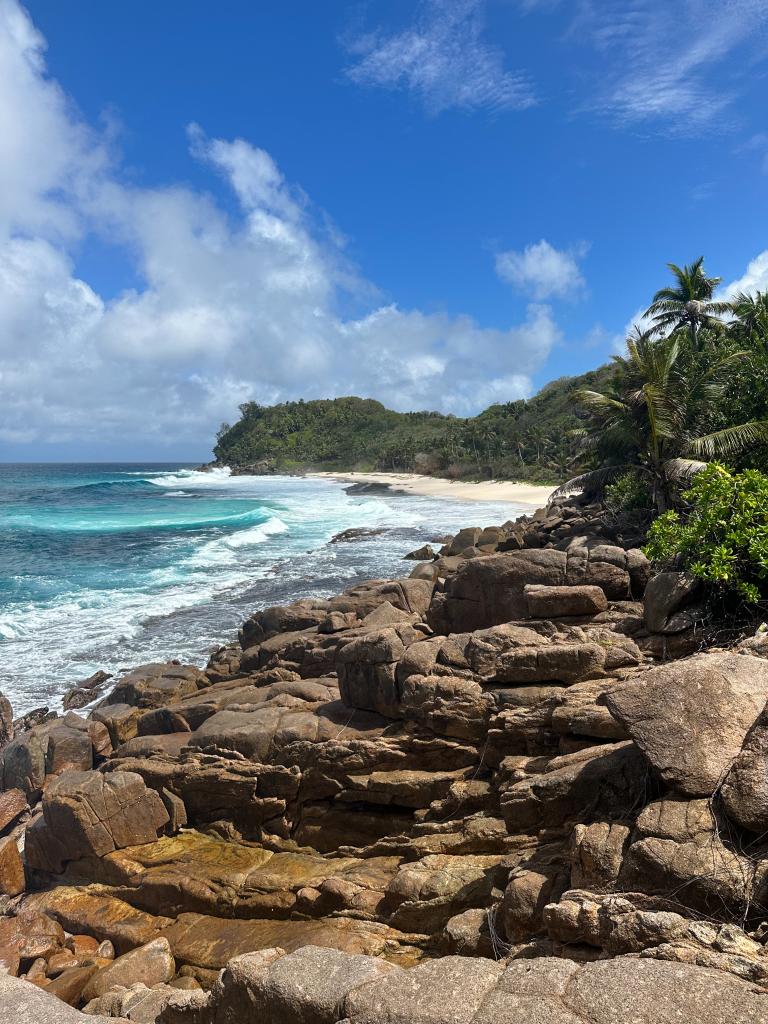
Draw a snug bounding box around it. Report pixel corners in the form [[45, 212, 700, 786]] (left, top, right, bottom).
[[495, 239, 587, 300], [0, 1, 557, 456], [572, 0, 768, 133], [719, 251, 768, 301], [344, 0, 536, 115]]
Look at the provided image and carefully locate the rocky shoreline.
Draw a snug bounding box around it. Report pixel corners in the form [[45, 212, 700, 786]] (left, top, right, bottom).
[[0, 494, 767, 1021]]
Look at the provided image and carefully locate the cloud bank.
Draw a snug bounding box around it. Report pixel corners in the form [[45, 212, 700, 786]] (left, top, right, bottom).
[[0, 0, 558, 456]]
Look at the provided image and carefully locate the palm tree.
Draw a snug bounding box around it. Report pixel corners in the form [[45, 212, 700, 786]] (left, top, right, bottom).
[[729, 290, 768, 351], [645, 257, 730, 350], [552, 328, 768, 512]]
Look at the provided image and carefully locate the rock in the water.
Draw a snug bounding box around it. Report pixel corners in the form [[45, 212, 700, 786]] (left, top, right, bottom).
[[606, 652, 768, 796], [405, 545, 436, 561]]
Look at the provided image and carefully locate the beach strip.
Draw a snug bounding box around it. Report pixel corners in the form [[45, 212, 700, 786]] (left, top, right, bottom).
[[307, 471, 556, 506]]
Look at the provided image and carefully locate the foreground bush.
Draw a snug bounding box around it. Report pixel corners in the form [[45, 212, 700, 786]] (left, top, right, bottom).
[[644, 463, 768, 603]]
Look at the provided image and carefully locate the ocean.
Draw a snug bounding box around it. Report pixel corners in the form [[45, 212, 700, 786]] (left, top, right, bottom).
[[0, 464, 529, 715]]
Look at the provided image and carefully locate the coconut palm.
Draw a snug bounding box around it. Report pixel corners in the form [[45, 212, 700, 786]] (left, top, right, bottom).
[[551, 328, 768, 512], [729, 290, 768, 351], [644, 257, 730, 350]]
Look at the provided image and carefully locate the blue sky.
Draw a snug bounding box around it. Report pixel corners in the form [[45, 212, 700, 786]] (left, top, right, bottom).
[[2, 0, 768, 459]]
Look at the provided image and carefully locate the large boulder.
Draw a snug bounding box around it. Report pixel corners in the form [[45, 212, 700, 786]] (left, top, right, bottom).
[[428, 546, 634, 634], [81, 937, 175, 1002], [0, 974, 125, 1023], [25, 770, 169, 874], [606, 653, 768, 796], [643, 571, 701, 633], [500, 741, 648, 831], [720, 701, 768, 833]]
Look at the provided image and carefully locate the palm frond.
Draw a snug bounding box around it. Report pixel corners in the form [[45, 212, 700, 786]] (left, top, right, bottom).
[[549, 464, 631, 502], [688, 421, 768, 460], [663, 458, 708, 483]]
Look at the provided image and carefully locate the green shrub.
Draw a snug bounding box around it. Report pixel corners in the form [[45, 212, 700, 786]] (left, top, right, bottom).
[[604, 471, 652, 515], [644, 464, 768, 603]]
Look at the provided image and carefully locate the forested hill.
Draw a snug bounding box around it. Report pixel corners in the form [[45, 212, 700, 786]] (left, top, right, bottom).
[[212, 364, 613, 482]]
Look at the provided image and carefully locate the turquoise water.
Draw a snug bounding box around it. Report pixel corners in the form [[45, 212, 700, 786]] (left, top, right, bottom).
[[0, 464, 527, 714]]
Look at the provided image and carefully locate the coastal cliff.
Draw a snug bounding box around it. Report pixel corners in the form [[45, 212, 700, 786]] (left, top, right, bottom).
[[0, 495, 767, 1022]]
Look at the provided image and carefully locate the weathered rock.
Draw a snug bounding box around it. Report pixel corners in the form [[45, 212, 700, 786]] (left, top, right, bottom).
[[524, 584, 608, 619], [607, 653, 768, 796], [26, 770, 169, 875], [643, 571, 701, 633], [0, 909, 64, 959], [27, 888, 172, 955], [620, 797, 757, 915], [1, 729, 47, 801], [210, 945, 397, 1024], [569, 821, 630, 889], [0, 836, 25, 896], [500, 741, 648, 832], [0, 789, 27, 835], [0, 973, 121, 1022], [720, 700, 768, 833], [343, 955, 504, 1024], [81, 937, 175, 1001]]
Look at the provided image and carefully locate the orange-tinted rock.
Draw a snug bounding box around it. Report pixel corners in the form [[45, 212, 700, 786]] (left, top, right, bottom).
[[46, 949, 80, 976], [26, 887, 172, 955], [0, 836, 24, 896], [66, 934, 100, 956], [0, 947, 19, 977], [0, 910, 64, 959], [45, 963, 98, 1006], [81, 937, 175, 1002], [0, 789, 27, 835]]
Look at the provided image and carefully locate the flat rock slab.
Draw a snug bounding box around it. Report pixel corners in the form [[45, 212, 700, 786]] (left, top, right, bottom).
[[341, 954, 768, 1023], [606, 652, 768, 796], [161, 912, 409, 969], [26, 887, 173, 955]]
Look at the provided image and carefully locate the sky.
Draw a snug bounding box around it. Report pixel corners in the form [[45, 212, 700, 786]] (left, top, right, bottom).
[[2, 0, 768, 460]]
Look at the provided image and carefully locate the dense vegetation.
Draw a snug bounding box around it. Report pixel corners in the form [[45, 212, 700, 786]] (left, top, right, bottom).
[[214, 366, 614, 482], [645, 464, 768, 604], [215, 257, 768, 508]]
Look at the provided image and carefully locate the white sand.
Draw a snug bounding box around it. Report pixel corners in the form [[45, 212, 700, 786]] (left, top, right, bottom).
[[308, 472, 556, 507]]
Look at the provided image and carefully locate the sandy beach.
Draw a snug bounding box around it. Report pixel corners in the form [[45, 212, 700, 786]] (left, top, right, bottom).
[[308, 471, 556, 506]]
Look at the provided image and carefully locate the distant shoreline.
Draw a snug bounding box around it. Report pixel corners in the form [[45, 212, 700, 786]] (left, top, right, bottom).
[[307, 470, 556, 506]]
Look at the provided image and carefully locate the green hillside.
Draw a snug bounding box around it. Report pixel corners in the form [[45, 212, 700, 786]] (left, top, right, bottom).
[[212, 365, 614, 482]]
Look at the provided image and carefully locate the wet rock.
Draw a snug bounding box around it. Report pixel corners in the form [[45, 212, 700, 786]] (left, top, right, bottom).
[[405, 545, 436, 561]]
